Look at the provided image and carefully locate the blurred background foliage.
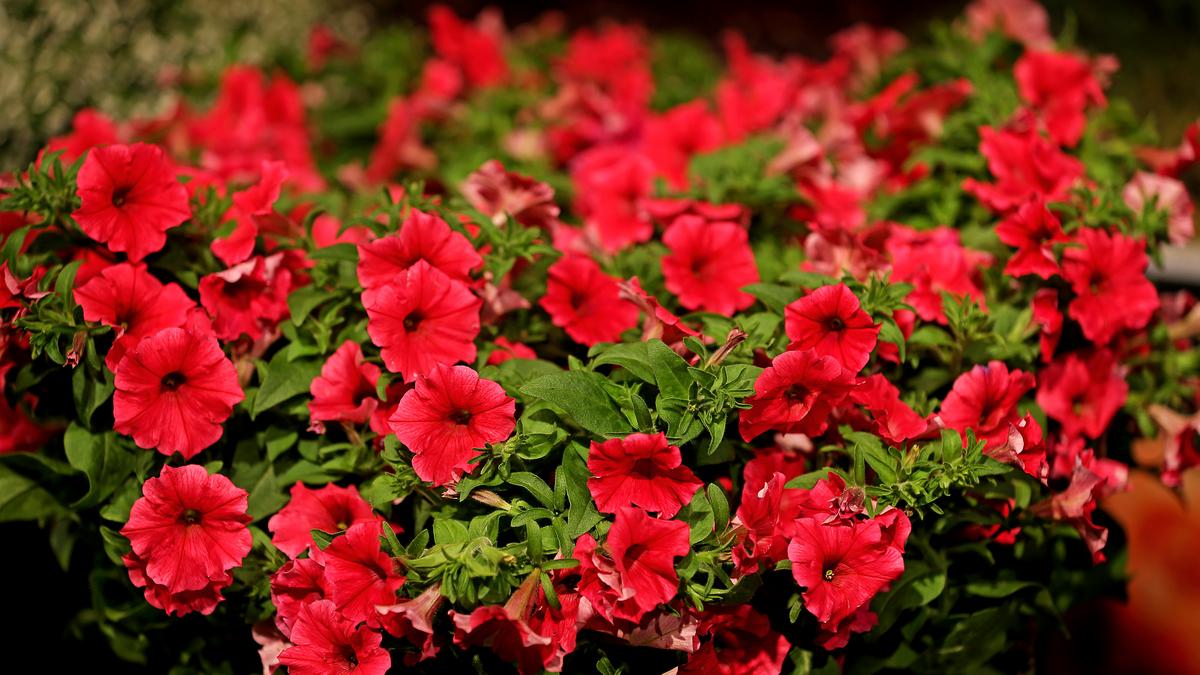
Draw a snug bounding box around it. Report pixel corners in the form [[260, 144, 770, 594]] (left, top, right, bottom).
[[2, 0, 1198, 169]]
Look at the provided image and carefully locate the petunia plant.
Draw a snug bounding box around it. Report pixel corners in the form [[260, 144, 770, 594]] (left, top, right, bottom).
[[2, 1, 1199, 673]]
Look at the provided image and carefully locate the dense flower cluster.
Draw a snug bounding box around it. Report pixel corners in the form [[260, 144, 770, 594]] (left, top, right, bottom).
[[2, 0, 1199, 672]]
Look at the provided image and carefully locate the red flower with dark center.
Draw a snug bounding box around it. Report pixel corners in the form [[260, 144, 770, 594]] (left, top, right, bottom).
[[356, 208, 481, 290], [739, 349, 855, 442], [962, 126, 1085, 213], [787, 516, 905, 628], [462, 160, 562, 229], [850, 374, 929, 445], [120, 464, 252, 597], [570, 145, 655, 252], [74, 262, 195, 370], [389, 364, 516, 485], [308, 341, 382, 431], [643, 100, 725, 190], [661, 215, 759, 316], [112, 327, 244, 458], [939, 360, 1035, 450], [587, 432, 703, 518], [364, 260, 481, 382], [269, 557, 328, 636], [785, 283, 879, 373], [268, 482, 378, 558], [1036, 349, 1128, 439], [1060, 228, 1159, 345], [1015, 50, 1107, 147], [315, 520, 405, 628], [72, 143, 191, 261], [886, 225, 990, 324], [540, 255, 638, 346], [995, 198, 1070, 279], [123, 552, 232, 617], [277, 599, 392, 675], [211, 160, 289, 265], [198, 253, 293, 343], [604, 507, 691, 617], [681, 604, 791, 675]]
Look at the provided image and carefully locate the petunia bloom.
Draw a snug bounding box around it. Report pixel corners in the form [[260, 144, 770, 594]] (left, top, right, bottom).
[[587, 433, 703, 518], [278, 599, 392, 675], [211, 160, 289, 265], [1060, 228, 1159, 345], [603, 507, 691, 618], [939, 360, 1035, 451], [364, 260, 482, 382], [785, 283, 879, 373], [962, 126, 1084, 213], [74, 262, 195, 370], [739, 349, 855, 441], [540, 255, 638, 346], [681, 604, 791, 675], [72, 143, 191, 261], [1014, 50, 1107, 147], [389, 364, 516, 485], [1036, 349, 1128, 439], [308, 341, 382, 432], [120, 464, 252, 602], [661, 215, 759, 316], [315, 520, 405, 627], [113, 327, 244, 458], [461, 159, 561, 229], [123, 552, 232, 617], [198, 253, 294, 343], [378, 583, 445, 664], [356, 208, 481, 290], [995, 198, 1070, 279], [267, 482, 378, 558], [1123, 171, 1195, 246], [269, 557, 328, 636]]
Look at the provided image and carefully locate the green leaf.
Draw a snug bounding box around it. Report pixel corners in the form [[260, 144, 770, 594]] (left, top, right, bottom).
[[520, 371, 632, 437], [507, 472, 556, 510], [288, 286, 333, 326], [591, 342, 656, 383], [252, 351, 321, 419], [72, 366, 114, 428], [843, 430, 899, 484], [744, 283, 798, 315], [0, 461, 67, 522], [646, 339, 691, 401], [706, 484, 729, 530], [63, 424, 143, 509]]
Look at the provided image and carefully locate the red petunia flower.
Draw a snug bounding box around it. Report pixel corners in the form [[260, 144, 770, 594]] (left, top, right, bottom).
[[356, 208, 481, 291], [1036, 349, 1128, 439], [74, 262, 195, 370], [308, 341, 382, 432], [462, 160, 562, 229], [72, 143, 191, 261], [939, 360, 1035, 450], [449, 573, 577, 675], [427, 5, 508, 88], [1032, 287, 1063, 361], [43, 109, 121, 163], [113, 327, 244, 458], [1123, 171, 1195, 245], [123, 551, 232, 617], [378, 583, 445, 664], [1015, 50, 1107, 147], [315, 520, 405, 628], [850, 374, 929, 445], [618, 276, 700, 346], [962, 126, 1085, 213], [364, 260, 482, 382], [785, 283, 879, 373], [267, 482, 378, 558], [120, 464, 252, 600], [389, 364, 516, 485], [198, 253, 294, 343], [661, 216, 759, 316], [643, 100, 725, 190], [604, 507, 691, 617], [965, 0, 1054, 50], [570, 145, 655, 252], [995, 198, 1070, 279], [739, 349, 855, 441], [211, 160, 290, 265], [1060, 228, 1159, 345], [540, 255, 638, 346], [681, 604, 791, 675], [787, 516, 905, 629], [587, 432, 703, 518], [486, 336, 537, 365], [886, 225, 990, 324], [278, 599, 392, 675], [269, 557, 328, 636], [574, 533, 644, 624], [366, 96, 437, 183]]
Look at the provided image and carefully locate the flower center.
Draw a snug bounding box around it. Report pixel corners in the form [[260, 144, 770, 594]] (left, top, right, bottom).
[[824, 567, 835, 581], [449, 408, 473, 425], [403, 311, 424, 332], [341, 646, 359, 667], [630, 457, 658, 479], [784, 383, 811, 403], [623, 543, 648, 566], [160, 371, 187, 392], [180, 508, 202, 526], [826, 317, 845, 332], [111, 186, 132, 207]]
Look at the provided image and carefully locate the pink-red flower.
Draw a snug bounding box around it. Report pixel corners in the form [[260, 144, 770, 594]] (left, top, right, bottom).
[[604, 507, 691, 616], [995, 198, 1070, 278], [270, 557, 328, 636], [1123, 171, 1195, 245], [308, 341, 382, 431], [1015, 51, 1107, 147], [268, 482, 378, 558], [389, 364, 515, 485], [540, 255, 638, 346], [72, 143, 190, 261], [462, 160, 561, 229], [378, 583, 445, 664], [113, 327, 244, 458], [643, 100, 724, 190], [1036, 349, 1128, 439], [739, 349, 855, 441], [850, 374, 929, 445], [785, 283, 879, 373], [316, 520, 405, 627], [278, 599, 392, 675], [570, 145, 655, 252], [939, 361, 1036, 450], [427, 5, 508, 88], [121, 464, 252, 607], [74, 262, 195, 370], [661, 215, 759, 316], [364, 260, 482, 381], [962, 126, 1085, 213], [886, 225, 990, 323], [198, 253, 294, 343], [356, 208, 481, 290], [587, 433, 703, 518], [681, 605, 791, 675], [1060, 228, 1159, 345]]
